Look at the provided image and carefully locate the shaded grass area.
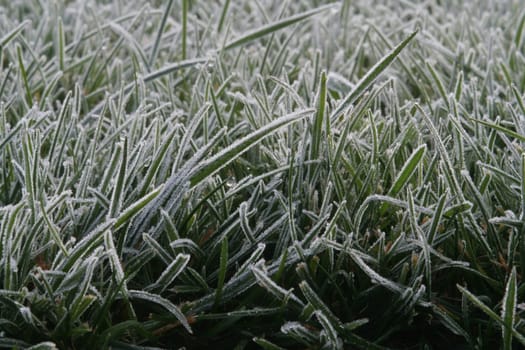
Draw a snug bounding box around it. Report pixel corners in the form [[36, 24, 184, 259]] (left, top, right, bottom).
[[1, 0, 525, 348]]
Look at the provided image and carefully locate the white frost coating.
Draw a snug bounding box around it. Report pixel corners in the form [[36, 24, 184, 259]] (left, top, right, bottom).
[[129, 290, 193, 334], [154, 253, 190, 292]]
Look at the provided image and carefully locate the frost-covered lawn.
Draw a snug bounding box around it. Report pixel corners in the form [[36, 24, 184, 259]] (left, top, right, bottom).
[[1, 0, 525, 348]]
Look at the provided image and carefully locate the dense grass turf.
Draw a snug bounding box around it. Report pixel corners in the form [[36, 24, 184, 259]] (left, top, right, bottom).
[[1, 0, 525, 348]]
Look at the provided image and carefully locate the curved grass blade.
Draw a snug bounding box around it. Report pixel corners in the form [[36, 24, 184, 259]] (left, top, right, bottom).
[[432, 305, 471, 342], [281, 322, 318, 345], [108, 22, 149, 70], [128, 290, 192, 334], [154, 254, 190, 293], [252, 266, 304, 308], [299, 281, 341, 327], [69, 257, 98, 321], [315, 311, 342, 350], [27, 341, 58, 350]]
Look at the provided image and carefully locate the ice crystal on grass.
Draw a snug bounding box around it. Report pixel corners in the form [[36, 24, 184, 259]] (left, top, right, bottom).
[[1, 0, 525, 348]]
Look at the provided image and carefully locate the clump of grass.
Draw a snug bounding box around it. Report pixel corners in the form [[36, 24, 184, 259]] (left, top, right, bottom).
[[1, 0, 525, 349]]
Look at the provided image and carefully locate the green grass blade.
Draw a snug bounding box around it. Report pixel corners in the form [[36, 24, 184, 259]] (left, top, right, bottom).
[[214, 237, 229, 306], [330, 30, 418, 121], [428, 191, 448, 244], [521, 153, 525, 220], [299, 281, 341, 327], [149, 0, 175, 67], [57, 17, 65, 71], [69, 257, 98, 321], [40, 201, 69, 257], [457, 285, 500, 324], [310, 71, 327, 161], [252, 266, 304, 308], [459, 284, 525, 345], [217, 0, 231, 33], [108, 138, 128, 219], [222, 4, 337, 51], [128, 290, 192, 334], [190, 108, 314, 186], [514, 10, 525, 48], [113, 185, 163, 230], [315, 311, 342, 350], [182, 0, 188, 60], [17, 45, 32, 106], [432, 305, 471, 341], [252, 338, 286, 350], [143, 57, 207, 82], [154, 254, 190, 293], [502, 267, 517, 350], [388, 144, 426, 197], [471, 118, 525, 143], [0, 20, 29, 48]]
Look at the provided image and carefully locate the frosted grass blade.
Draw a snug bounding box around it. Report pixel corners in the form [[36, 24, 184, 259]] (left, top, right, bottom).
[[190, 108, 314, 186], [143, 58, 208, 83], [214, 237, 228, 305], [388, 144, 426, 197], [310, 71, 327, 161], [252, 266, 304, 307], [149, 0, 175, 66], [502, 267, 517, 350], [129, 290, 192, 333], [0, 21, 29, 48], [154, 253, 190, 293], [330, 31, 418, 121], [222, 4, 337, 51]]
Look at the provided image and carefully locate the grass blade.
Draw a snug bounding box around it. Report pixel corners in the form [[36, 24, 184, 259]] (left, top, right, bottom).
[[129, 290, 192, 334], [0, 20, 29, 48], [388, 144, 426, 197], [214, 237, 228, 306], [143, 57, 208, 82], [330, 31, 417, 121], [113, 185, 163, 230], [222, 4, 337, 51], [149, 0, 175, 67], [190, 108, 313, 186], [310, 71, 327, 161], [502, 267, 517, 350], [182, 0, 188, 60], [154, 254, 190, 293], [471, 118, 525, 143], [17, 45, 32, 106]]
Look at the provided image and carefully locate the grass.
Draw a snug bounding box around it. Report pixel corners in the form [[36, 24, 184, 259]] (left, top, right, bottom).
[[0, 0, 525, 349]]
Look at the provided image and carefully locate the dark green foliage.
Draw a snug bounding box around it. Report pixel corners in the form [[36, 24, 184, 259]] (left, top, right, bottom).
[[0, 0, 524, 349]]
